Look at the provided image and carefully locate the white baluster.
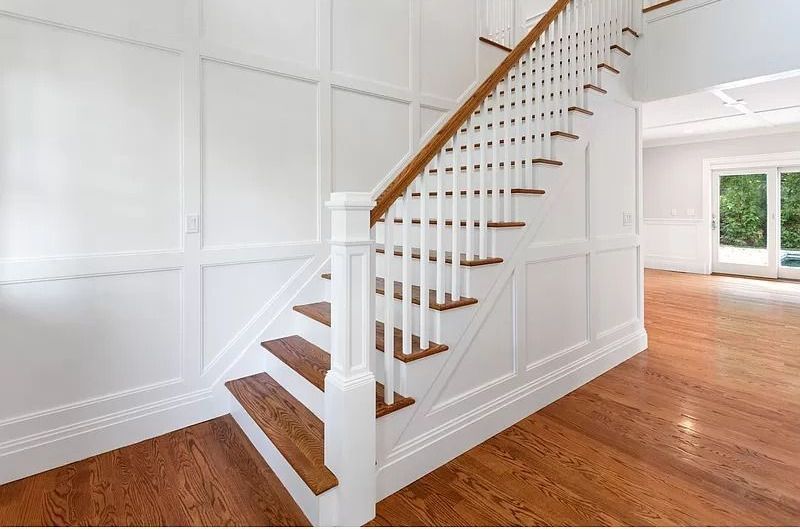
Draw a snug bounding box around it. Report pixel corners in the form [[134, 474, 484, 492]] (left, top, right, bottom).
[[557, 10, 565, 133], [491, 85, 500, 222], [383, 202, 395, 406], [579, 0, 587, 110], [503, 69, 511, 221], [465, 117, 474, 264], [418, 171, 429, 348], [450, 133, 460, 299], [435, 152, 445, 305], [516, 54, 525, 192], [401, 189, 411, 356], [479, 99, 488, 260], [527, 46, 535, 187]]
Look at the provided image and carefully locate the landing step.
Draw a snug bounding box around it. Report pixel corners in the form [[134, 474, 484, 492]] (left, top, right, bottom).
[[380, 218, 526, 228], [262, 336, 415, 418], [293, 302, 448, 362], [376, 245, 504, 267], [410, 188, 545, 198], [321, 274, 478, 311], [225, 373, 338, 495]]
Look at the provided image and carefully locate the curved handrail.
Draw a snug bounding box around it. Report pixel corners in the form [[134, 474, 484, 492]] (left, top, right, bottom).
[[370, 0, 571, 226]]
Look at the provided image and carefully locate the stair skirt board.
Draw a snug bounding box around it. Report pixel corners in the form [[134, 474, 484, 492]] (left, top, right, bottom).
[[376, 329, 648, 500], [229, 395, 337, 526]]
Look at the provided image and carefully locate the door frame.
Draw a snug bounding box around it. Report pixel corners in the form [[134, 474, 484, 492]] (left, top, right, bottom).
[[779, 165, 800, 280], [703, 152, 800, 278], [711, 167, 777, 278]]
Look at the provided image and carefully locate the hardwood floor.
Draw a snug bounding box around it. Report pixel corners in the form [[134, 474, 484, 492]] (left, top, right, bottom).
[[1, 270, 799, 526], [371, 270, 800, 526], [0, 416, 310, 526]]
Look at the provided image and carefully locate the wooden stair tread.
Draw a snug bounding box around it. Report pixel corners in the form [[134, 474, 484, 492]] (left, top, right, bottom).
[[261, 335, 414, 418], [623, 27, 640, 38], [381, 218, 526, 228], [584, 83, 608, 94], [376, 245, 503, 267], [225, 372, 338, 495], [611, 44, 631, 56], [478, 36, 512, 52], [598, 63, 620, 74], [410, 188, 545, 198], [569, 106, 594, 116], [551, 130, 579, 139], [293, 302, 448, 362], [321, 274, 478, 311]]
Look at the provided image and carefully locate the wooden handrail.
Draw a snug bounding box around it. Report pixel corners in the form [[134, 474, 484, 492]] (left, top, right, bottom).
[[370, 0, 571, 226]]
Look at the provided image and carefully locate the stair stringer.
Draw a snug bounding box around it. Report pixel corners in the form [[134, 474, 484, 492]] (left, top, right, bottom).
[[375, 78, 648, 501]]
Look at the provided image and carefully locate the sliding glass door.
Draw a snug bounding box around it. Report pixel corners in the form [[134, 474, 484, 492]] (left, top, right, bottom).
[[780, 168, 800, 280], [712, 166, 800, 279]]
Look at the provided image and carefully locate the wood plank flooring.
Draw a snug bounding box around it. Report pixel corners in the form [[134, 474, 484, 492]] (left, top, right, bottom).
[[1, 270, 799, 526]]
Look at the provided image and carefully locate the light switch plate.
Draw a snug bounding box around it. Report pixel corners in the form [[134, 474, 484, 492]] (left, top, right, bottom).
[[687, 208, 696, 217], [186, 215, 200, 234], [623, 212, 633, 226], [671, 208, 678, 216]]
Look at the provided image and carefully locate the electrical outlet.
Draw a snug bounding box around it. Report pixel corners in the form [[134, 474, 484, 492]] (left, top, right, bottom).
[[687, 208, 696, 217], [186, 215, 200, 234], [623, 212, 633, 226], [671, 208, 678, 216]]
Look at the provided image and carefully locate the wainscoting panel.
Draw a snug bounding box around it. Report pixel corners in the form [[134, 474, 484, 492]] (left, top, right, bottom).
[[594, 246, 639, 337], [331, 88, 411, 192], [420, 0, 478, 101], [0, 15, 182, 260], [0, 270, 182, 421], [643, 218, 709, 273], [525, 254, 590, 367]]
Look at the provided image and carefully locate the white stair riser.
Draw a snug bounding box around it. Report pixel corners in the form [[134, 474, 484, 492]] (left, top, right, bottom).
[[375, 295, 476, 346], [229, 395, 336, 525], [388, 195, 544, 224], [375, 253, 501, 302], [376, 223, 523, 254], [262, 347, 325, 420]]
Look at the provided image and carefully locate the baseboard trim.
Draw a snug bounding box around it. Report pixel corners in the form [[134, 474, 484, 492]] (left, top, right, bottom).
[[645, 256, 709, 274], [376, 328, 648, 500], [0, 388, 227, 486]]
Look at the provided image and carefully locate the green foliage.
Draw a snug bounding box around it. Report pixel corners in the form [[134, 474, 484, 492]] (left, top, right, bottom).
[[718, 172, 800, 252], [719, 174, 767, 249], [781, 172, 800, 251]]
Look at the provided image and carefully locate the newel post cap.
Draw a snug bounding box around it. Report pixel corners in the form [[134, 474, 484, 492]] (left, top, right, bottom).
[[325, 192, 376, 211]]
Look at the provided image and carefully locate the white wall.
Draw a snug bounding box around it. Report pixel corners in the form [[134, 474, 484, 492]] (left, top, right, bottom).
[[0, 0, 483, 484], [635, 0, 800, 102], [643, 131, 800, 272]]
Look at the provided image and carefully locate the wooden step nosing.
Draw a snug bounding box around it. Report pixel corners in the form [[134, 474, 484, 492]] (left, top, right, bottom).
[[225, 373, 338, 495], [261, 335, 415, 418], [375, 245, 504, 267], [292, 302, 449, 362]]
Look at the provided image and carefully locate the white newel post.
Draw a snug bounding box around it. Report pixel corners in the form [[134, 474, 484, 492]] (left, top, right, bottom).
[[325, 192, 377, 526]]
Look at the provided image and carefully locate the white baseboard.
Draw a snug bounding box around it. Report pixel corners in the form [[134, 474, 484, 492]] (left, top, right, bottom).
[[376, 328, 648, 500], [0, 388, 228, 486], [645, 256, 709, 274]]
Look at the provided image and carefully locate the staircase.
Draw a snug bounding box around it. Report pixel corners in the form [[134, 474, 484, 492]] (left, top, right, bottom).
[[224, 0, 641, 525]]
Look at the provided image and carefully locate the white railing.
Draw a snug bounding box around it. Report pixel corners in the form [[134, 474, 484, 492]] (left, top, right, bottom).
[[334, 0, 635, 418], [482, 0, 515, 47]]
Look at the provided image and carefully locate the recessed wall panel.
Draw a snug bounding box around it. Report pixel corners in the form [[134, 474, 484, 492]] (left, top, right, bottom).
[[202, 257, 308, 370], [0, 17, 182, 259], [526, 255, 589, 365], [331, 0, 410, 89], [202, 61, 319, 247], [201, 0, 317, 67], [594, 247, 638, 336], [0, 270, 182, 421], [332, 89, 410, 192], [421, 0, 477, 100]]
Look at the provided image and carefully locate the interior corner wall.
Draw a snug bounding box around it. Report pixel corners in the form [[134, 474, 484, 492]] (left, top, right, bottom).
[[642, 131, 800, 273], [0, 0, 482, 484], [634, 0, 800, 102]]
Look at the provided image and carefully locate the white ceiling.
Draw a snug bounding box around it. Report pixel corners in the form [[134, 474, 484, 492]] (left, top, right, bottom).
[[642, 72, 800, 146]]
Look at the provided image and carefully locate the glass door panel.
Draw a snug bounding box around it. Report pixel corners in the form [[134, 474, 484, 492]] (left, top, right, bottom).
[[780, 169, 800, 279], [712, 170, 777, 278]]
